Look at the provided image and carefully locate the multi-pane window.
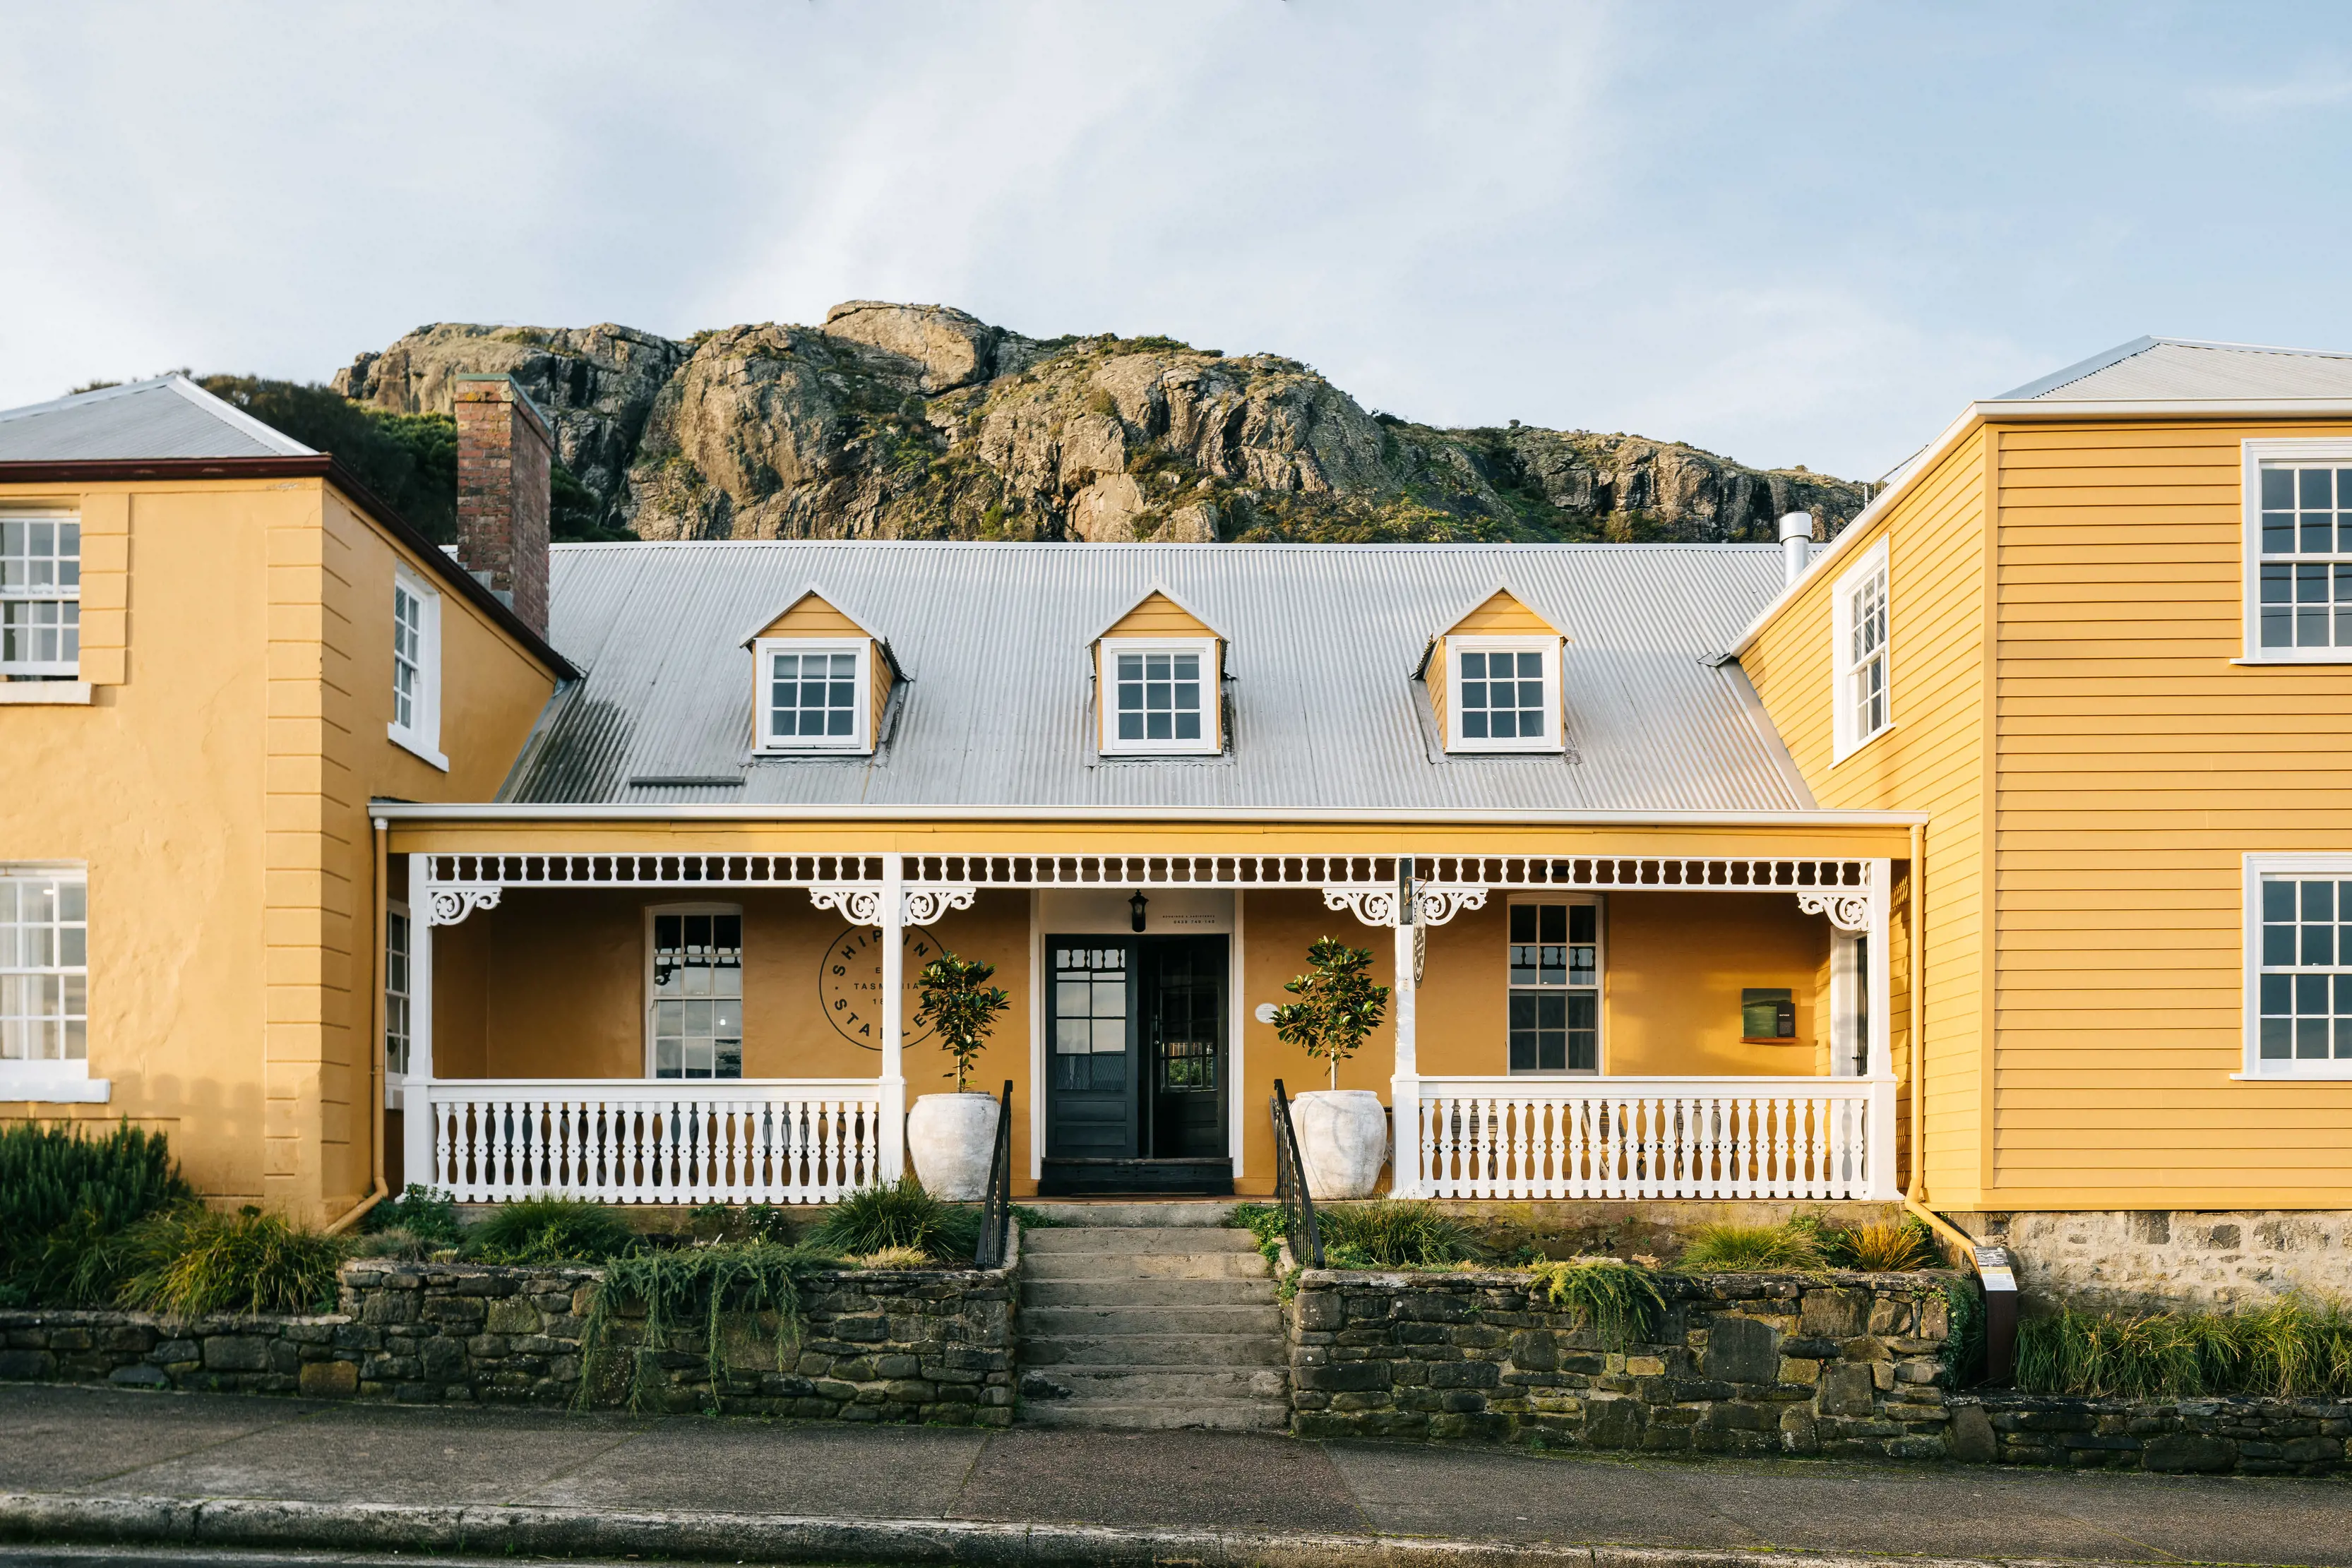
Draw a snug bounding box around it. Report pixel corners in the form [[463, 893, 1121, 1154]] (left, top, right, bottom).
[[1457, 649, 1547, 743], [1, 873, 87, 1066], [650, 909, 744, 1079], [392, 582, 423, 732], [1507, 900, 1598, 1073], [1052, 945, 1128, 1091], [1832, 543, 1890, 760], [384, 907, 411, 1076], [1, 516, 80, 677], [1100, 639, 1216, 754], [765, 647, 862, 747], [2255, 464, 2352, 653], [2255, 875, 2352, 1066]]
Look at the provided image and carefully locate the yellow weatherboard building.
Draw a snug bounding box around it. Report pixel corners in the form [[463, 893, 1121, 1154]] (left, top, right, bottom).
[[5, 337, 2350, 1310]]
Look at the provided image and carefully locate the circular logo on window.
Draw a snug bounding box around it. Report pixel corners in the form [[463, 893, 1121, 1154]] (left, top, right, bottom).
[[818, 923, 943, 1053]]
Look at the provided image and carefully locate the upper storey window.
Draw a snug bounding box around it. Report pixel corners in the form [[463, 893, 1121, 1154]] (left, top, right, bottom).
[[388, 565, 446, 770], [1092, 588, 1224, 757], [745, 587, 896, 756], [1831, 539, 1890, 762], [2245, 445, 2352, 661], [1423, 588, 1567, 755], [0, 515, 79, 678]]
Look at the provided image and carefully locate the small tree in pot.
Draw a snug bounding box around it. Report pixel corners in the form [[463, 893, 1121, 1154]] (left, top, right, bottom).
[[1270, 937, 1392, 1199], [905, 952, 1013, 1200]]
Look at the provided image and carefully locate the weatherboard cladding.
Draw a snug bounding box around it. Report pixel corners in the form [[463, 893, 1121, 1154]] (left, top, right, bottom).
[[0, 376, 315, 462], [514, 541, 1806, 813]]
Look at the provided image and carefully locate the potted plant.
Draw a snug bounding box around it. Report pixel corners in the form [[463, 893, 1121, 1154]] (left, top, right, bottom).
[[1270, 936, 1391, 1199], [905, 951, 1013, 1200]]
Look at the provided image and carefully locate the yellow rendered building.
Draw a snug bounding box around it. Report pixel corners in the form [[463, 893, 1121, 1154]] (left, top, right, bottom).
[[7, 340, 2352, 1307]]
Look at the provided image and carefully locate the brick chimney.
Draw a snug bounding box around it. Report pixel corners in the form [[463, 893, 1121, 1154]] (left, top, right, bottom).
[[453, 373, 552, 636]]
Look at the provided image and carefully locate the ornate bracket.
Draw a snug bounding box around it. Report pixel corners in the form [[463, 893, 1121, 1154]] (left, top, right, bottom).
[[1414, 886, 1487, 926], [808, 885, 883, 926], [1322, 885, 1487, 928], [1797, 890, 1873, 933], [902, 885, 976, 926], [422, 884, 502, 928], [1323, 887, 1400, 927]]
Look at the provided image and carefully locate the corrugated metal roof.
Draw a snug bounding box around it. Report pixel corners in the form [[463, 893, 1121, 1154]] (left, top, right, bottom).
[[1995, 337, 2352, 402], [513, 542, 1812, 814], [0, 375, 314, 461]]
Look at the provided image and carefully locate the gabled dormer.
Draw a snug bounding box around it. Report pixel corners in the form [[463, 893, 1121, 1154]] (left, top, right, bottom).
[[1415, 587, 1568, 754], [741, 587, 903, 755], [1089, 587, 1226, 756]]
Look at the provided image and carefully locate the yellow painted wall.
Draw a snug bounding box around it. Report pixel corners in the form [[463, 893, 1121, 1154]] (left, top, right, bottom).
[[0, 477, 559, 1221], [752, 594, 892, 743]]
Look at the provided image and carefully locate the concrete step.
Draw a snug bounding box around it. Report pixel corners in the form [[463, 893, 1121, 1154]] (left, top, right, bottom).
[[1017, 1398, 1290, 1432], [1025, 1364, 1289, 1402], [1023, 1226, 1258, 1255], [1023, 1202, 1237, 1228], [1024, 1303, 1282, 1336], [1022, 1250, 1270, 1283], [1020, 1277, 1276, 1308], [1023, 1332, 1288, 1367]]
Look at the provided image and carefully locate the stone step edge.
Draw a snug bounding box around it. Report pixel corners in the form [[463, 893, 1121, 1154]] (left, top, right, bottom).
[[0, 1492, 2168, 1568]]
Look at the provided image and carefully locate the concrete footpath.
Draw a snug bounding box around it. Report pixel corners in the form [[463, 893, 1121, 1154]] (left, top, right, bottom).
[[0, 1385, 2346, 1568]]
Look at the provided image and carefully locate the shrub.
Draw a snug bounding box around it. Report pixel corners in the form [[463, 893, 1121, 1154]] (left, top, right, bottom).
[[579, 1241, 838, 1411], [1317, 1200, 1488, 1268], [809, 1178, 979, 1263], [2014, 1296, 2352, 1399], [1825, 1219, 1937, 1272], [1271, 938, 1390, 1091], [115, 1206, 351, 1319], [1528, 1257, 1665, 1351], [1678, 1221, 1827, 1273], [464, 1196, 638, 1264], [0, 1121, 193, 1305], [361, 1184, 463, 1246], [914, 952, 1013, 1093]]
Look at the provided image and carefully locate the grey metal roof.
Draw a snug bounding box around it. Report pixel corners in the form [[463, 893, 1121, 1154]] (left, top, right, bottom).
[[0, 375, 314, 461], [1995, 337, 2352, 402], [511, 541, 1813, 814]]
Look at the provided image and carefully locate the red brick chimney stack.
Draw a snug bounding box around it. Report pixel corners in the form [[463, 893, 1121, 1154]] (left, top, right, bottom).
[[453, 373, 552, 636]]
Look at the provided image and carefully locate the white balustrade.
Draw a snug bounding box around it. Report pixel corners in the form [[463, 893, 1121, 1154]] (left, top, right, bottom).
[[1414, 1076, 1886, 1201], [419, 1079, 883, 1204]]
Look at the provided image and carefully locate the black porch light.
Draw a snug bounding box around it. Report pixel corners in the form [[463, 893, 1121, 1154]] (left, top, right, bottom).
[[1129, 891, 1150, 933]]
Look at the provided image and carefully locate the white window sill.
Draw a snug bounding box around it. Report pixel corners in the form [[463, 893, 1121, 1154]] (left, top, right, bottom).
[[1831, 721, 1899, 767], [1445, 743, 1568, 758], [388, 723, 449, 772], [0, 681, 92, 705], [2231, 656, 2352, 666], [2232, 1069, 2352, 1081], [754, 745, 873, 758], [1102, 745, 1222, 758], [0, 1075, 110, 1103]]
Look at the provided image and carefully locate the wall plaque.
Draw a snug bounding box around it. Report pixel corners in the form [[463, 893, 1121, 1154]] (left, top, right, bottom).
[[819, 923, 943, 1051]]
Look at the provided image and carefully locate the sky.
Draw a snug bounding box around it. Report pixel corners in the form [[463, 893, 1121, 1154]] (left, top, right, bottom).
[[3, 1, 2349, 480]]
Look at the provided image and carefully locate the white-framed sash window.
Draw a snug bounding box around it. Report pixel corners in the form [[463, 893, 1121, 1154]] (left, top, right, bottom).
[[1099, 636, 1219, 755], [0, 513, 80, 678], [1831, 539, 1890, 762], [1, 866, 101, 1100], [2243, 854, 2352, 1079], [2242, 440, 2352, 662], [1447, 635, 1563, 753], [388, 565, 446, 769], [754, 638, 871, 753], [646, 904, 744, 1079], [1506, 893, 1601, 1073], [385, 902, 412, 1077]]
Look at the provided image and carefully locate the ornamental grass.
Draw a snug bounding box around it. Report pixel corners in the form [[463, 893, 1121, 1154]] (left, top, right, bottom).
[[1677, 1220, 1829, 1273], [1527, 1256, 1666, 1351], [810, 1176, 981, 1263], [462, 1195, 638, 1263], [1316, 1199, 1490, 1269], [2015, 1296, 2352, 1400], [578, 1240, 842, 1412], [113, 1205, 352, 1319]]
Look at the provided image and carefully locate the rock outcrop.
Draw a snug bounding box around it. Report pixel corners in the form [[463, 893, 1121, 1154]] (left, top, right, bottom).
[[329, 304, 1866, 544]]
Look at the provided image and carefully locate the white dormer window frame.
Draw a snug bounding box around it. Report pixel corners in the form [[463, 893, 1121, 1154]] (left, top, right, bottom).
[[1099, 635, 1220, 755], [754, 636, 873, 753], [388, 564, 446, 770], [1445, 634, 1563, 754], [1830, 539, 1891, 764]]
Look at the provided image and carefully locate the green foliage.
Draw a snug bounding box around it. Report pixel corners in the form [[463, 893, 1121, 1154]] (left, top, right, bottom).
[[550, 460, 631, 542], [1527, 1257, 1666, 1351], [913, 952, 1013, 1093], [0, 1121, 193, 1306], [579, 1240, 839, 1412], [1823, 1219, 1937, 1272], [2014, 1297, 2352, 1399], [362, 1184, 463, 1243], [1317, 1200, 1488, 1268], [463, 1196, 638, 1264], [1271, 938, 1390, 1090], [1678, 1221, 1829, 1274], [1942, 1278, 1985, 1389], [199, 377, 460, 541], [809, 1177, 980, 1263], [686, 1201, 800, 1245], [1228, 1201, 1288, 1268], [115, 1205, 352, 1319]]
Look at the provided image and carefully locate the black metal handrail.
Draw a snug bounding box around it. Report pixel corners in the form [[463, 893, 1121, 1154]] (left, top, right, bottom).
[[972, 1079, 1015, 1269], [1270, 1078, 1323, 1268]]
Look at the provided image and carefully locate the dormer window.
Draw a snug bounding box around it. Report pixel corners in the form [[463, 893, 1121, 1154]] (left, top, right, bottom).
[[742, 587, 900, 757], [1090, 587, 1226, 758], [1423, 587, 1567, 755]]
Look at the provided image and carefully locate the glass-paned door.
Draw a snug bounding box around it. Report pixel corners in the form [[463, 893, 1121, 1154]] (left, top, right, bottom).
[[1147, 935, 1228, 1159], [650, 909, 744, 1079], [1046, 940, 1136, 1158]]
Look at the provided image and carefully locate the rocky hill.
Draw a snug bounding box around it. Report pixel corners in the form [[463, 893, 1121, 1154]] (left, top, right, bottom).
[[331, 302, 1866, 545]]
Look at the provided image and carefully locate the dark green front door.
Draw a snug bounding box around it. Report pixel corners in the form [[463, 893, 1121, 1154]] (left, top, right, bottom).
[[1044, 934, 1229, 1163]]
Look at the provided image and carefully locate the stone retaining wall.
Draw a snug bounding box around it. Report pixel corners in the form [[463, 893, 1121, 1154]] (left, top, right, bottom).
[[1950, 1392, 2352, 1475], [1947, 1209, 2352, 1313], [1287, 1267, 1961, 1458], [0, 1243, 1016, 1427]]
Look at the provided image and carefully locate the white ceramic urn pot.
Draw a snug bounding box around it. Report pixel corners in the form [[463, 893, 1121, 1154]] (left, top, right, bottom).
[[1289, 1088, 1388, 1199], [906, 1091, 1001, 1201]]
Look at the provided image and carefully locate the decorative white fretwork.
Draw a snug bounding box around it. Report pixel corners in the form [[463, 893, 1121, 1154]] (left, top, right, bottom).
[[424, 885, 503, 927], [1414, 887, 1487, 926], [1323, 885, 1488, 929], [1323, 887, 1400, 926], [807, 886, 883, 926], [1796, 890, 1872, 933], [902, 886, 976, 926], [903, 853, 1868, 892]]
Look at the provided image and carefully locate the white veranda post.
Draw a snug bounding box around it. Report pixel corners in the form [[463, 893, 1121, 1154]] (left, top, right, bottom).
[[879, 854, 907, 1182], [1867, 858, 1897, 1199], [400, 851, 436, 1191], [1392, 912, 1420, 1199]]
